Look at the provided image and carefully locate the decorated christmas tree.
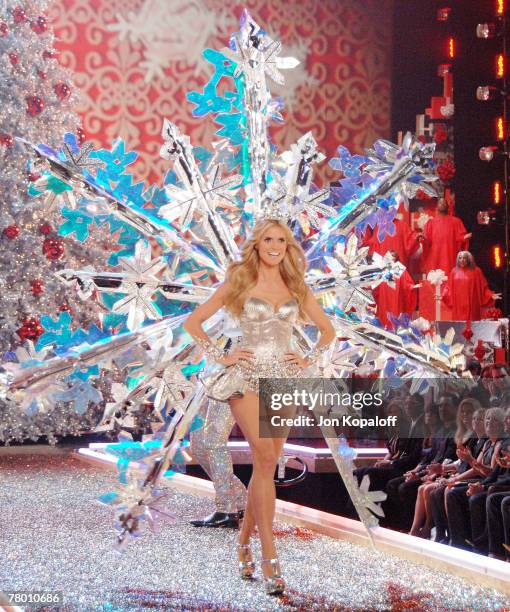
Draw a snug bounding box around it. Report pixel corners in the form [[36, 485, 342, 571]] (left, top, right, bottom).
[[0, 1, 109, 353]]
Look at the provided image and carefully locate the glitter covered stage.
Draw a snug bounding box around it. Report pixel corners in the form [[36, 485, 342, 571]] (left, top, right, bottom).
[[1, 452, 509, 611]]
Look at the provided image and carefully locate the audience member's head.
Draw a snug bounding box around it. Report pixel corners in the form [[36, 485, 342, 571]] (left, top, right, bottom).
[[490, 363, 510, 392], [471, 407, 486, 438], [455, 397, 481, 444], [500, 390, 510, 409], [466, 359, 482, 379], [481, 363, 510, 398], [484, 407, 506, 439], [438, 393, 458, 426], [504, 406, 510, 435], [424, 403, 440, 436], [404, 393, 425, 421], [385, 399, 407, 435]]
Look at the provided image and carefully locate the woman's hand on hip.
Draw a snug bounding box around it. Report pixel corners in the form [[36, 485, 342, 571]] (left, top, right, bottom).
[[283, 352, 310, 369], [218, 348, 254, 368]]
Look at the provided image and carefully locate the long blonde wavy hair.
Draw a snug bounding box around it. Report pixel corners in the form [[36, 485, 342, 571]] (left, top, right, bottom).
[[224, 220, 308, 319]]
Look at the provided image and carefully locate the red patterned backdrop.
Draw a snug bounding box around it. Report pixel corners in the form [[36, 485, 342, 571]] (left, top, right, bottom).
[[50, 0, 393, 185]]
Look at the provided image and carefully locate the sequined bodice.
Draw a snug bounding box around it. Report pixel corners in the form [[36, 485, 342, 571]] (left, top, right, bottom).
[[238, 297, 298, 359]]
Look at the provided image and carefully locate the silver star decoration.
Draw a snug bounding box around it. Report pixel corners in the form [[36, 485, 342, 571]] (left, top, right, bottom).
[[159, 120, 240, 265], [108, 240, 168, 330], [227, 11, 299, 85], [152, 364, 195, 414]]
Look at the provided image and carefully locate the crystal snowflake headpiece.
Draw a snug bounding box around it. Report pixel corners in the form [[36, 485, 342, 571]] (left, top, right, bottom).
[[254, 197, 291, 225]]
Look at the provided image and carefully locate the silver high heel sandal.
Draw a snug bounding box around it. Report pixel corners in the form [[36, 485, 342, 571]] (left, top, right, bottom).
[[238, 543, 255, 579], [261, 558, 285, 595]]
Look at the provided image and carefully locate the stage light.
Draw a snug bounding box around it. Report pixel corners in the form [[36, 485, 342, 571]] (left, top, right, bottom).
[[477, 22, 497, 38], [494, 180, 502, 204], [438, 63, 452, 77], [476, 85, 498, 100], [497, 0, 505, 15], [478, 211, 490, 225], [437, 7, 451, 21], [448, 37, 455, 58], [479, 146, 499, 161], [493, 245, 503, 268], [497, 116, 505, 140], [497, 53, 505, 77]]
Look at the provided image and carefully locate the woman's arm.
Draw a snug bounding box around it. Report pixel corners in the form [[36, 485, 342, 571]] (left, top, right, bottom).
[[183, 283, 253, 367], [302, 286, 336, 348], [468, 442, 498, 477], [283, 287, 336, 369], [183, 282, 230, 342]]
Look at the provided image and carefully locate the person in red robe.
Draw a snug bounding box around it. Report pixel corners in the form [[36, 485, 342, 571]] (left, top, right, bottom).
[[365, 214, 419, 268], [372, 252, 420, 327], [441, 251, 499, 320], [420, 198, 472, 274]]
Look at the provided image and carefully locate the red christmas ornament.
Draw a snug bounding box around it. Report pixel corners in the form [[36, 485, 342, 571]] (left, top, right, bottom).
[[30, 279, 44, 296], [12, 7, 27, 23], [437, 159, 455, 182], [27, 171, 40, 182], [0, 133, 14, 147], [26, 95, 44, 116], [461, 321, 473, 342], [30, 16, 48, 34], [9, 52, 19, 65], [433, 125, 448, 145], [38, 222, 52, 235], [17, 317, 44, 342], [76, 126, 86, 145], [483, 307, 503, 320], [59, 303, 72, 314], [42, 236, 64, 260], [37, 70, 47, 80], [0, 22, 9, 36], [3, 224, 20, 239], [54, 82, 71, 101], [474, 340, 487, 362], [42, 49, 56, 60]]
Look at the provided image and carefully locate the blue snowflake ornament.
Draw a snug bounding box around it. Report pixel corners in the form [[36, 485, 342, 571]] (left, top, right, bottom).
[[52, 379, 102, 414], [58, 207, 94, 241]]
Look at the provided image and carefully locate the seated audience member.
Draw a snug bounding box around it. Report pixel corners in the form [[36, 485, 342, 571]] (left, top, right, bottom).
[[441, 251, 498, 321], [445, 407, 507, 550], [354, 400, 409, 487], [353, 394, 425, 493], [482, 364, 510, 408], [430, 406, 487, 543], [409, 398, 482, 539], [478, 406, 510, 558], [463, 360, 490, 406], [383, 394, 458, 531], [372, 251, 419, 328]]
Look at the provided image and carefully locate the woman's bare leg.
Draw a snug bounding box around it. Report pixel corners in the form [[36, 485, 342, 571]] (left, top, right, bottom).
[[238, 431, 287, 544], [409, 484, 426, 536], [421, 483, 437, 535], [230, 390, 290, 576]]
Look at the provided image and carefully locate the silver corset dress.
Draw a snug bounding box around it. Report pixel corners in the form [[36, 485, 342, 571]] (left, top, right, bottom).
[[199, 297, 304, 401]]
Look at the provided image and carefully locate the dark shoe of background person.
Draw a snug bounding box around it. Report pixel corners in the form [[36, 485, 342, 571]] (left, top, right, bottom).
[[189, 511, 240, 528]]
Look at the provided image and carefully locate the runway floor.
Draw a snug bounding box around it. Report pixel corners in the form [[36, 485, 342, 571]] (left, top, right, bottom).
[[1, 453, 509, 611]]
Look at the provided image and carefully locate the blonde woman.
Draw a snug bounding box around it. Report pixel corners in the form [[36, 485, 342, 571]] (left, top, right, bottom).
[[183, 219, 335, 595], [408, 398, 482, 539]]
